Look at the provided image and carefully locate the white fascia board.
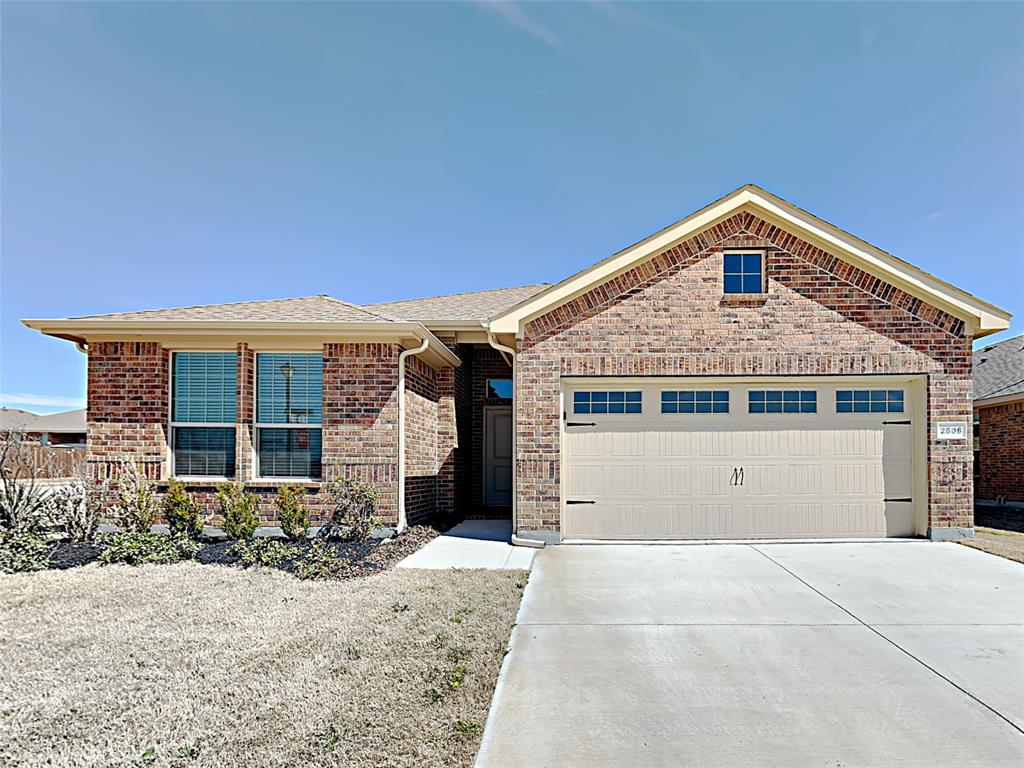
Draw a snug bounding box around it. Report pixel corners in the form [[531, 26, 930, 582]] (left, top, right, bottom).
[[21, 319, 462, 367]]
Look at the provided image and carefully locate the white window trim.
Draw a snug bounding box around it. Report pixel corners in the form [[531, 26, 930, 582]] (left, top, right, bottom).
[[722, 248, 767, 295], [168, 350, 238, 479], [253, 350, 325, 481]]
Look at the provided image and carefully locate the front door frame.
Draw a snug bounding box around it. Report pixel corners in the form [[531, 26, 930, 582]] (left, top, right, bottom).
[[483, 405, 513, 507]]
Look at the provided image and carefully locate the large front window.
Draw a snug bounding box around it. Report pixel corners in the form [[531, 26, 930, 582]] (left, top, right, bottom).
[[171, 352, 237, 477], [256, 353, 323, 479]]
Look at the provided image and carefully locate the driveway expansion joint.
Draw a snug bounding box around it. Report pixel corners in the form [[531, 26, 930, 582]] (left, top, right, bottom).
[[748, 543, 1024, 738]]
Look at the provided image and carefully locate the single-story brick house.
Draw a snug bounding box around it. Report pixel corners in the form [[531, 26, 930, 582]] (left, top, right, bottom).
[[973, 334, 1023, 505], [24, 185, 1011, 542]]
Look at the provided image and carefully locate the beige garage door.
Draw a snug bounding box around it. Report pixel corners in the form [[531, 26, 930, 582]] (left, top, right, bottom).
[[562, 381, 915, 540]]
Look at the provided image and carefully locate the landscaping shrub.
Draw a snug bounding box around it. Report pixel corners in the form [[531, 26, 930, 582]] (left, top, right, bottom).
[[98, 532, 200, 566], [295, 540, 344, 580], [49, 483, 101, 543], [229, 538, 293, 568], [275, 484, 308, 540], [216, 482, 260, 540], [0, 437, 53, 537], [163, 479, 204, 539], [111, 461, 158, 533], [319, 478, 379, 542], [0, 530, 52, 573]]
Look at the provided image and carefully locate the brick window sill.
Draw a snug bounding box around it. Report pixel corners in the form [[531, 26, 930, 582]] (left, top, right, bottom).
[[719, 294, 769, 307]]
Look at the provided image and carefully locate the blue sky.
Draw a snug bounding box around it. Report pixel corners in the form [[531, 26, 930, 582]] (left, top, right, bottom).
[[2, 1, 1021, 413]]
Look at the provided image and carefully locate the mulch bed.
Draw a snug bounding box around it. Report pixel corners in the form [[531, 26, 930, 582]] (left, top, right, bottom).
[[41, 524, 443, 577]]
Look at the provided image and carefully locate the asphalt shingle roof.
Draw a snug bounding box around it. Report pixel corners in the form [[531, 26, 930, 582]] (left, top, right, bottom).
[[72, 295, 401, 323], [362, 284, 551, 322], [973, 334, 1024, 401]]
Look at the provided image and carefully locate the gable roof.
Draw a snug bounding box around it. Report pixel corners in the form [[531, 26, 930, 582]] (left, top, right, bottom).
[[974, 334, 1024, 405], [487, 184, 1011, 338], [71, 295, 401, 323], [363, 284, 551, 324]]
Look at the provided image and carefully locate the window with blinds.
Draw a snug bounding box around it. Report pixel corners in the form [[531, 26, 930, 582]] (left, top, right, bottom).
[[171, 352, 237, 477], [256, 353, 323, 478]]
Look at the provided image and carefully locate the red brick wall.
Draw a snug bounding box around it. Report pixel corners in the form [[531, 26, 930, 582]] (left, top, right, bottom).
[[404, 354, 439, 524], [976, 401, 1024, 502], [87, 341, 169, 493], [322, 343, 400, 525], [435, 335, 473, 519], [516, 212, 973, 536]]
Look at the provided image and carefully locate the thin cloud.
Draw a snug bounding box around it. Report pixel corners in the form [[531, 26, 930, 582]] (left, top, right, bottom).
[[473, 1, 561, 48], [0, 393, 85, 408], [584, 1, 716, 70]]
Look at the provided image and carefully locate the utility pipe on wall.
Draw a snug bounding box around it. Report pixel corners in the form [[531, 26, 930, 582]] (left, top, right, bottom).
[[397, 338, 430, 533]]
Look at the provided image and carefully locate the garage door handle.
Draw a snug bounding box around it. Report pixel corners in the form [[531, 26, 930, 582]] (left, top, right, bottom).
[[566, 499, 596, 505], [565, 422, 597, 427]]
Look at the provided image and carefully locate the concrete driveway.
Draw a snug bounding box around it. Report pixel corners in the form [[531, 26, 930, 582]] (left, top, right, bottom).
[[476, 542, 1024, 767]]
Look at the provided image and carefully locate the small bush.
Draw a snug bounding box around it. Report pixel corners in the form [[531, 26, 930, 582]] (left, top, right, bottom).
[[0, 530, 51, 573], [163, 479, 204, 539], [98, 532, 200, 566], [275, 485, 308, 541], [319, 478, 379, 542], [216, 483, 260, 540], [111, 462, 158, 533], [228, 538, 292, 568], [294, 540, 343, 580], [49, 483, 101, 543]]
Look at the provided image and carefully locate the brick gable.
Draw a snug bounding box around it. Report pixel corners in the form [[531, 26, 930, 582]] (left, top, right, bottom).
[[516, 212, 973, 536]]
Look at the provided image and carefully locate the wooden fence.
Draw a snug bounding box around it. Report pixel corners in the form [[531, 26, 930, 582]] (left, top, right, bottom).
[[2, 445, 86, 480]]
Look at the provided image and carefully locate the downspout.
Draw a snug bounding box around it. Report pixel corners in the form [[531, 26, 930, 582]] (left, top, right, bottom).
[[397, 338, 429, 533], [485, 330, 542, 549]]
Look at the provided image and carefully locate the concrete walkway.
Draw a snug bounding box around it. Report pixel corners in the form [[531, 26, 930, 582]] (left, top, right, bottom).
[[477, 542, 1024, 767], [397, 519, 536, 570]]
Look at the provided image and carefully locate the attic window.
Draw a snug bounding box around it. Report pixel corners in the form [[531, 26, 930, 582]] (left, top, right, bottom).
[[723, 252, 764, 294]]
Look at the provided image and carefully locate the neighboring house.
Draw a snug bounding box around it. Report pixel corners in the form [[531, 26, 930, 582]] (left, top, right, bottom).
[[973, 334, 1023, 504], [0, 407, 87, 446], [23, 185, 1011, 541]]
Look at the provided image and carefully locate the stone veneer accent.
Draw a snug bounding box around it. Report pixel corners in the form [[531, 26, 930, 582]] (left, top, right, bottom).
[[976, 400, 1024, 503], [514, 211, 973, 538]]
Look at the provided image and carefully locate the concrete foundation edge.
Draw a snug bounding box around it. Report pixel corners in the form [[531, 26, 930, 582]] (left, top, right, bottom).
[[516, 530, 561, 546], [927, 526, 975, 541]]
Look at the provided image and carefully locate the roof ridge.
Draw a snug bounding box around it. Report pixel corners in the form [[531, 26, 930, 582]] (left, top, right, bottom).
[[71, 294, 345, 320], [320, 295, 405, 322], [366, 283, 551, 307]]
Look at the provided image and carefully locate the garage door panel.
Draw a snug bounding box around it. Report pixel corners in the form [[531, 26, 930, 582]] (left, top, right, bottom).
[[657, 465, 693, 497], [563, 381, 916, 540], [565, 503, 644, 539]]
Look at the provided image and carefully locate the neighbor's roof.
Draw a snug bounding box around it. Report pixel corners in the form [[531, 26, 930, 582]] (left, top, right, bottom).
[[363, 284, 551, 323], [71, 295, 401, 323], [974, 334, 1024, 405], [0, 408, 86, 433], [487, 183, 1012, 338]]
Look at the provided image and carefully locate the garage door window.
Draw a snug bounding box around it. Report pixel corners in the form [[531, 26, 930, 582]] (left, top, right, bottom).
[[836, 389, 904, 413], [661, 390, 729, 414], [573, 391, 642, 414], [749, 390, 817, 414]]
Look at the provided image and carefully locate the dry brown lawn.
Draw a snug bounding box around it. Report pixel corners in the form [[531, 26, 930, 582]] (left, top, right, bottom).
[[960, 526, 1024, 565], [0, 562, 526, 768]]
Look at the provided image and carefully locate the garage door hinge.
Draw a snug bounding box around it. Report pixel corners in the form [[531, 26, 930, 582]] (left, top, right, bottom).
[[565, 421, 597, 427], [882, 420, 912, 425], [884, 497, 913, 503], [566, 499, 596, 505]]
